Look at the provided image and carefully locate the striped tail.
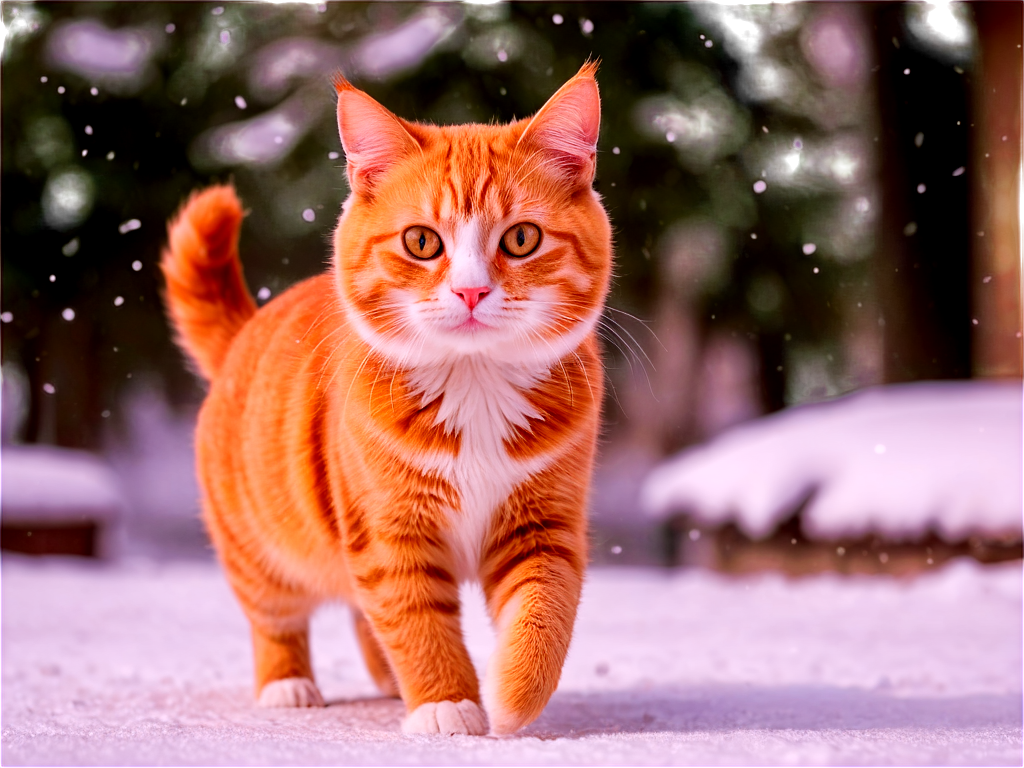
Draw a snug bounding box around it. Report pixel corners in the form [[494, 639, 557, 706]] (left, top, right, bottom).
[[161, 184, 257, 381]]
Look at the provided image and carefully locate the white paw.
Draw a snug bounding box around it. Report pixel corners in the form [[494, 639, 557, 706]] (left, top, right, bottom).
[[402, 699, 488, 735], [257, 677, 325, 708]]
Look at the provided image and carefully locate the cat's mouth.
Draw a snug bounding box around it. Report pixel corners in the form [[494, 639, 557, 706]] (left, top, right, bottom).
[[452, 316, 490, 332]]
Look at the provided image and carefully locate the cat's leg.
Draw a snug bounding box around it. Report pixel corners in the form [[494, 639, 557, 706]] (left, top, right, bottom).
[[479, 475, 587, 735], [252, 623, 324, 707], [347, 513, 485, 734], [208, 519, 324, 707], [351, 608, 400, 697]]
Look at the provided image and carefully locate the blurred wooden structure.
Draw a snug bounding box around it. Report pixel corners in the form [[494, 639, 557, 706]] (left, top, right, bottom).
[[971, 2, 1023, 379], [666, 513, 1023, 577], [0, 446, 123, 558]]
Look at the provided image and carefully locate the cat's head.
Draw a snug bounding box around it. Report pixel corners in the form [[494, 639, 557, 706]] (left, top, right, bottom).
[[332, 63, 611, 368]]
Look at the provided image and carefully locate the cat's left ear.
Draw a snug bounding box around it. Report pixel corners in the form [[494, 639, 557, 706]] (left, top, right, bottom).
[[334, 73, 419, 195], [519, 61, 601, 188]]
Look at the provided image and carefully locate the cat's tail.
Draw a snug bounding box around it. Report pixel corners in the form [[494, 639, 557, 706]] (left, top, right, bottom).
[[161, 184, 257, 381]]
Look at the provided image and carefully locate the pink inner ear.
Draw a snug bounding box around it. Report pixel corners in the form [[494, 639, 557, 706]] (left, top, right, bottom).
[[337, 88, 418, 192], [523, 74, 601, 183]]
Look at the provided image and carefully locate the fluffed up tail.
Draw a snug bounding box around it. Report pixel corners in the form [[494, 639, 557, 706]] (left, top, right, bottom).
[[161, 185, 257, 381]]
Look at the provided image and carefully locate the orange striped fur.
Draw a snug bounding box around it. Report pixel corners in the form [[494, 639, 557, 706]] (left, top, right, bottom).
[[161, 63, 611, 735]]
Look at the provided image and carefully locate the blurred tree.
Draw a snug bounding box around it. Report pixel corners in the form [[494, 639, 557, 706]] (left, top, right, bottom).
[[873, 2, 973, 383], [1, 2, 1010, 462], [971, 2, 1023, 379]]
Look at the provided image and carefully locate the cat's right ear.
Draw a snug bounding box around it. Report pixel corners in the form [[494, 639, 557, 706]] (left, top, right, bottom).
[[333, 74, 419, 195], [518, 61, 601, 189]]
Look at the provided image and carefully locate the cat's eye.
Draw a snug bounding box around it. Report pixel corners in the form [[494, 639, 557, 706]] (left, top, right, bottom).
[[403, 226, 443, 260], [500, 223, 542, 258]]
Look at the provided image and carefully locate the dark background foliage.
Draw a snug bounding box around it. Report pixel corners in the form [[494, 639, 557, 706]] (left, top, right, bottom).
[[1, 2, 1019, 457]]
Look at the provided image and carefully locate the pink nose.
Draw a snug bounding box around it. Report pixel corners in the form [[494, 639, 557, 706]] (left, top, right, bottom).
[[453, 286, 490, 311]]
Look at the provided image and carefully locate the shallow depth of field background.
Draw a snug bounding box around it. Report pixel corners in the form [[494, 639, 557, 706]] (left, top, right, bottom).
[[1, 2, 1021, 564]]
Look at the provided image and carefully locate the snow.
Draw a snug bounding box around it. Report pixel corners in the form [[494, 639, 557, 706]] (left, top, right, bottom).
[[642, 381, 1023, 541], [0, 445, 123, 524], [2, 556, 1020, 765]]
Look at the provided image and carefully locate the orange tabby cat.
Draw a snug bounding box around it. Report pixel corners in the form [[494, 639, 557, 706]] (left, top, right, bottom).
[[161, 63, 611, 736]]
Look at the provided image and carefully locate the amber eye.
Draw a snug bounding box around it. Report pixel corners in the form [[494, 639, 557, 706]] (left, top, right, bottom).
[[500, 223, 542, 258], [403, 226, 443, 260]]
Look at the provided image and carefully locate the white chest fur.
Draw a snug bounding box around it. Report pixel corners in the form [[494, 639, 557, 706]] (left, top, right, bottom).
[[406, 357, 554, 580]]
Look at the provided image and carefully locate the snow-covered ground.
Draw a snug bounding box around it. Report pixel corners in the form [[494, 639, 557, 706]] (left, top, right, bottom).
[[3, 555, 1020, 766], [643, 381, 1023, 541]]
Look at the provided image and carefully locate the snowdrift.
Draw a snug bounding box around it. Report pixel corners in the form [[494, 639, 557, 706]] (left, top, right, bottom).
[[642, 381, 1023, 542]]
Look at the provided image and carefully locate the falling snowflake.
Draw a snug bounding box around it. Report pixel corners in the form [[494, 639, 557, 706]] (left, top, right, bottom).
[[119, 219, 141, 234], [62, 308, 75, 321]]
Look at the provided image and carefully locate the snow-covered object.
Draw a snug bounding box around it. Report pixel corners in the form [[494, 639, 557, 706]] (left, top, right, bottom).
[[642, 381, 1023, 541], [1, 445, 124, 524]]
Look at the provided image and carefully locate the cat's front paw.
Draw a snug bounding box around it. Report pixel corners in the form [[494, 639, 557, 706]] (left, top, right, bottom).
[[257, 677, 325, 708], [401, 699, 488, 735]]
